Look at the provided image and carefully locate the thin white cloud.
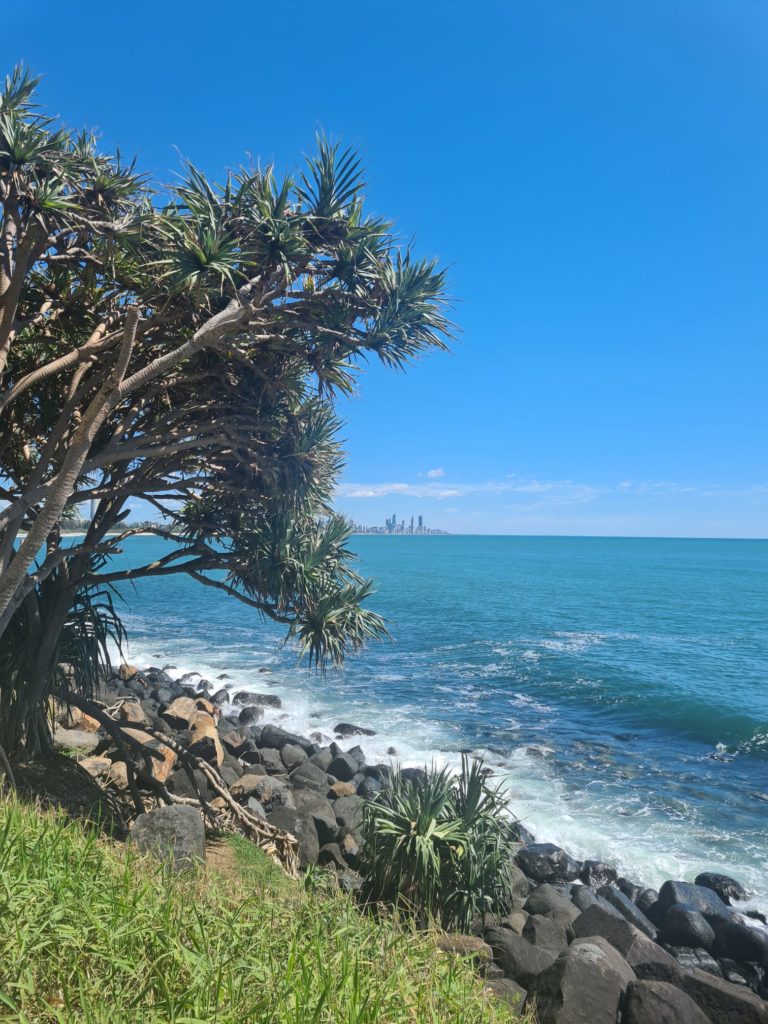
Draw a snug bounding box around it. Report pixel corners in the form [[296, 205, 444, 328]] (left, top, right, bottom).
[[337, 476, 601, 505], [426, 467, 445, 478]]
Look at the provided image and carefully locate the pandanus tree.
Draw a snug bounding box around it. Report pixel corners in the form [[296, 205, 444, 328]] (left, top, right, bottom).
[[0, 66, 451, 754]]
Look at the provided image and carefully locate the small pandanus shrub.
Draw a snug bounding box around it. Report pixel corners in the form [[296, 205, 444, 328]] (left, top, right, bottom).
[[360, 755, 520, 931]]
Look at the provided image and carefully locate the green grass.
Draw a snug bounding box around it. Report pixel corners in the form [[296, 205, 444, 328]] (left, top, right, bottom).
[[0, 797, 532, 1023]]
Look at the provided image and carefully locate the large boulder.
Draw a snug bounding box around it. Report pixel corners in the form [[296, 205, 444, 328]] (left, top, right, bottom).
[[623, 980, 712, 1024], [528, 936, 636, 1024], [160, 696, 201, 731], [334, 795, 364, 832], [53, 728, 101, 754], [248, 775, 295, 813], [662, 904, 715, 951], [572, 904, 681, 984], [280, 743, 308, 772], [186, 711, 224, 766], [328, 753, 358, 782], [597, 885, 657, 939], [484, 927, 556, 986], [517, 843, 581, 884], [580, 861, 618, 888], [266, 807, 319, 868], [713, 921, 768, 967], [291, 760, 330, 793], [681, 967, 768, 1024], [260, 723, 312, 753], [522, 914, 569, 956], [131, 805, 204, 871], [334, 722, 376, 737], [695, 872, 748, 905], [657, 880, 736, 928], [292, 790, 339, 845], [524, 884, 580, 926], [122, 728, 177, 782]]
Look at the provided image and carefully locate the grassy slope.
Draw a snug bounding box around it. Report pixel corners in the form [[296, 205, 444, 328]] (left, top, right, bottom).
[[0, 798, 530, 1023]]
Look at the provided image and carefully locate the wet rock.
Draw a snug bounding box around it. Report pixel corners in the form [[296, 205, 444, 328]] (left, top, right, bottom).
[[657, 880, 735, 928], [400, 766, 428, 786], [695, 872, 749, 905], [671, 947, 723, 977], [238, 705, 263, 725], [266, 807, 319, 868], [260, 724, 312, 753], [528, 936, 636, 1024], [131, 805, 204, 872], [636, 888, 659, 915], [681, 967, 768, 1024], [280, 743, 307, 772], [623, 980, 712, 1024], [363, 763, 392, 782], [523, 914, 569, 955], [597, 885, 657, 940], [517, 843, 581, 884], [662, 904, 715, 951], [618, 877, 643, 902], [580, 860, 618, 888], [484, 927, 557, 987], [713, 921, 768, 967], [334, 722, 376, 737]]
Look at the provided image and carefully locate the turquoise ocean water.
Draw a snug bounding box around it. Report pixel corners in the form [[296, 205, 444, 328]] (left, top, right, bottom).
[[112, 535, 768, 909]]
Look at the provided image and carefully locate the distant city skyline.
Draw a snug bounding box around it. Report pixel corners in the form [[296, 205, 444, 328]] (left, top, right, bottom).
[[352, 513, 449, 536]]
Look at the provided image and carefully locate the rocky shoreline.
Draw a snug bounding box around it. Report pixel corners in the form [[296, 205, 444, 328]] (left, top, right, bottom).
[[59, 661, 768, 1024]]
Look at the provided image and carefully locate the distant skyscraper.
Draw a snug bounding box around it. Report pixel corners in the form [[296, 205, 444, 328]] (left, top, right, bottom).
[[418, 515, 423, 530]]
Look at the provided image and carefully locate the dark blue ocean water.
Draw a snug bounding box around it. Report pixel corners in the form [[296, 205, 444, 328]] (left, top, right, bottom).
[[112, 535, 768, 907]]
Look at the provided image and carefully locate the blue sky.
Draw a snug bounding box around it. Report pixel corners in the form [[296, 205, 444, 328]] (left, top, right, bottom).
[[7, 1, 767, 536]]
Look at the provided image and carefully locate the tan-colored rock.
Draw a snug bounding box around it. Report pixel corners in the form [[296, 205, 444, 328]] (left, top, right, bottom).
[[160, 696, 198, 730], [122, 728, 177, 783], [194, 697, 219, 721], [328, 781, 356, 798], [188, 711, 224, 766], [118, 702, 147, 726], [55, 702, 101, 733], [79, 756, 113, 778], [119, 663, 140, 681], [79, 756, 129, 789]]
